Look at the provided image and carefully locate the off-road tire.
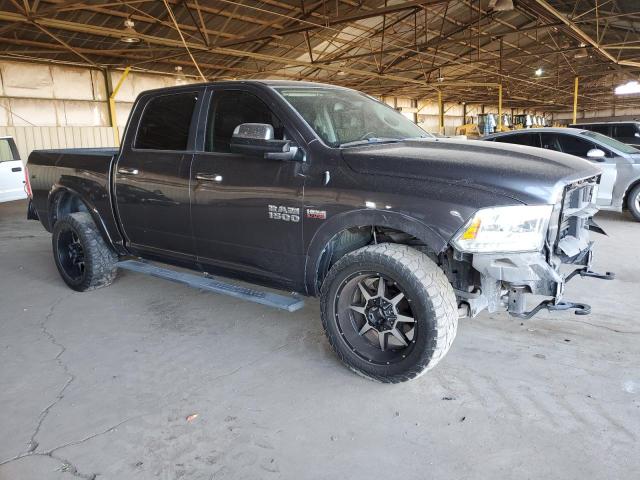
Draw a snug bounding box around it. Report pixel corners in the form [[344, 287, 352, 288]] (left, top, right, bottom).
[[320, 243, 458, 383], [627, 183, 640, 221], [52, 212, 118, 291]]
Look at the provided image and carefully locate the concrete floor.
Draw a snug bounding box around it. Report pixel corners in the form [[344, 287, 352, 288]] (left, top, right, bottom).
[[0, 199, 638, 480]]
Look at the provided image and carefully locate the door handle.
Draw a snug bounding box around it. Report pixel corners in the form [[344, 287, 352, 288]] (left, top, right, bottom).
[[195, 173, 223, 182], [11, 167, 22, 172], [118, 167, 139, 175]]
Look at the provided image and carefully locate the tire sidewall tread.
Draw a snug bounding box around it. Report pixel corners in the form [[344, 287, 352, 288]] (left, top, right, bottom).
[[52, 212, 118, 292], [320, 243, 458, 383]]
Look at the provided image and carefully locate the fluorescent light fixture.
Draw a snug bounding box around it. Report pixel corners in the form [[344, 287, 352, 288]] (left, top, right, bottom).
[[615, 81, 640, 95], [535, 68, 543, 76]]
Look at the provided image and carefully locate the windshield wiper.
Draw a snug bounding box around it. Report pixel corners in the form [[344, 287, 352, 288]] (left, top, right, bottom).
[[339, 137, 403, 148]]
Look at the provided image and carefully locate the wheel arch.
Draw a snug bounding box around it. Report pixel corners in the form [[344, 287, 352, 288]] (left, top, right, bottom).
[[48, 186, 116, 248], [304, 209, 448, 296], [622, 176, 640, 210]]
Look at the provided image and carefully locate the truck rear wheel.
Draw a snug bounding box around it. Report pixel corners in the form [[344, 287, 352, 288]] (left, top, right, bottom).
[[320, 243, 458, 383], [52, 212, 118, 291], [628, 183, 640, 221]]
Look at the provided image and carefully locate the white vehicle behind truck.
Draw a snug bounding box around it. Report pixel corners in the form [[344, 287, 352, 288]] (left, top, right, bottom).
[[0, 137, 27, 203]]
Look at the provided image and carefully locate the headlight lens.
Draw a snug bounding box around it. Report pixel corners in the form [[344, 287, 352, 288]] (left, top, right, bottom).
[[452, 205, 553, 253]]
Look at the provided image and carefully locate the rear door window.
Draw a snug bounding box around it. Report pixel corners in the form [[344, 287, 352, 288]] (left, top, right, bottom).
[[494, 133, 539, 147], [614, 125, 637, 138], [540, 133, 562, 152], [135, 92, 198, 150], [585, 124, 610, 135]]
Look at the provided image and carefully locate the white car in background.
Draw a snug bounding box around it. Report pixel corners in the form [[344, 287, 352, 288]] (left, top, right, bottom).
[[0, 136, 27, 203]]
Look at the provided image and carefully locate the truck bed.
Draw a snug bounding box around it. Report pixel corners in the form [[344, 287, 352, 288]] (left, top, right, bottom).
[[27, 147, 122, 246]]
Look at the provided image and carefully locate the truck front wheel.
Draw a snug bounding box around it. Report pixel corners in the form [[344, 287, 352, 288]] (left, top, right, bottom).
[[320, 243, 458, 383], [52, 212, 118, 291]]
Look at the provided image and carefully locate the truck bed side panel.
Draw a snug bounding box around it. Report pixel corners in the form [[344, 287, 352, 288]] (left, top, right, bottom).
[[28, 148, 124, 249]]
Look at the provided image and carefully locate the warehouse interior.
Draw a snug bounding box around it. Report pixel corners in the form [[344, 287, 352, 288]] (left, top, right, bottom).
[[0, 1, 639, 479]]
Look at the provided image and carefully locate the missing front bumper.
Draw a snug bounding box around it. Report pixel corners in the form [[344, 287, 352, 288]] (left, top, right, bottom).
[[506, 265, 614, 320], [457, 249, 615, 319]]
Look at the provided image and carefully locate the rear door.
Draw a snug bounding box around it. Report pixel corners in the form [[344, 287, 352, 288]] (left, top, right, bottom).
[[115, 89, 203, 262], [0, 138, 26, 203], [190, 86, 306, 289], [544, 132, 617, 206]]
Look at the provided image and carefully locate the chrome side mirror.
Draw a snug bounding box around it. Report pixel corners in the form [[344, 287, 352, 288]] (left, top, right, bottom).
[[232, 123, 274, 140], [586, 148, 606, 160]]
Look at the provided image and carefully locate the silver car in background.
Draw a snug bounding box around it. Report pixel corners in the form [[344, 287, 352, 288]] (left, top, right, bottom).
[[482, 128, 640, 221]]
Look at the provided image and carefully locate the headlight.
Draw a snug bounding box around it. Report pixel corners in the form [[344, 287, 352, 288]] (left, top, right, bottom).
[[452, 205, 553, 253]]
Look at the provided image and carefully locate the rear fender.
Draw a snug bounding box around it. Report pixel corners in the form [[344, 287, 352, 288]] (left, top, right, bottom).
[[48, 185, 119, 251]]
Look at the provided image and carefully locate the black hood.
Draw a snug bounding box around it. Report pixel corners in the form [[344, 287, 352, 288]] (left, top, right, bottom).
[[341, 138, 601, 205]]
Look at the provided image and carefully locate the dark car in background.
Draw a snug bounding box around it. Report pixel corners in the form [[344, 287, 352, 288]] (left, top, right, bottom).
[[569, 121, 640, 148], [482, 127, 640, 221]]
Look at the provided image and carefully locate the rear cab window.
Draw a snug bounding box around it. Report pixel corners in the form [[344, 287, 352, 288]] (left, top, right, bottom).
[[135, 92, 199, 150]]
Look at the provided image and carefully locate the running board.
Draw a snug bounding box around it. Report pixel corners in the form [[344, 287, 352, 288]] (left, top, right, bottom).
[[117, 260, 305, 312]]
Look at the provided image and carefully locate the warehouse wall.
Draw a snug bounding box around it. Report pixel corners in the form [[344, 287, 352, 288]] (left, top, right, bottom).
[[0, 60, 195, 159], [0, 126, 115, 161], [553, 106, 639, 124]]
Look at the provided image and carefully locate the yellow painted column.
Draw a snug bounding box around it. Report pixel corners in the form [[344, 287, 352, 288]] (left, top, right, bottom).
[[109, 66, 131, 146], [573, 76, 579, 124]]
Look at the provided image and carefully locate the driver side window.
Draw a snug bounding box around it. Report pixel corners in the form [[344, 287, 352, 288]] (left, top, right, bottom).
[[205, 90, 284, 153], [556, 135, 601, 158]]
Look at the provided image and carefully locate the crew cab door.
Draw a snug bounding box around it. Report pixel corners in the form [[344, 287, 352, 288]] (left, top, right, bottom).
[[0, 138, 26, 203], [114, 89, 203, 262], [190, 86, 305, 289], [540, 133, 618, 206]]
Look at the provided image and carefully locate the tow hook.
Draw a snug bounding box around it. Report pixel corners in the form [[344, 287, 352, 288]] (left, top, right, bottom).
[[565, 267, 615, 282], [510, 299, 591, 320]]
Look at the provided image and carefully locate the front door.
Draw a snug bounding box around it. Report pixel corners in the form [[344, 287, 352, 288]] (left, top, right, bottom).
[[190, 88, 305, 289], [115, 89, 202, 262], [0, 138, 26, 203]]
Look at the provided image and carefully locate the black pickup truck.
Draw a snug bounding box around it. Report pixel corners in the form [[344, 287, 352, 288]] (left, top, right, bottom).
[[26, 80, 612, 383]]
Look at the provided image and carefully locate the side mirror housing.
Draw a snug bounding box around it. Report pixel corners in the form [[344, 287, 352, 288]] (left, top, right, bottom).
[[586, 148, 606, 160], [229, 123, 302, 161]]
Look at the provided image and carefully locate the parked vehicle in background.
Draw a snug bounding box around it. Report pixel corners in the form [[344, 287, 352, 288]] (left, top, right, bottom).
[[569, 121, 640, 148], [26, 81, 612, 382], [483, 127, 640, 221], [0, 137, 27, 203]]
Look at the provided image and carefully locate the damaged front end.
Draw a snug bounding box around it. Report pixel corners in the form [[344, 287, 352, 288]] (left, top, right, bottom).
[[448, 176, 614, 319]]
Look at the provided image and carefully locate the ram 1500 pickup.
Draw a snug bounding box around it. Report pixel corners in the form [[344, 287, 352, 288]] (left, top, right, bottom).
[[26, 81, 612, 383]]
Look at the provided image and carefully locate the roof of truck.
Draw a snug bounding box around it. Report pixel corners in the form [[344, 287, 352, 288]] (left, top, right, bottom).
[[136, 79, 353, 97]]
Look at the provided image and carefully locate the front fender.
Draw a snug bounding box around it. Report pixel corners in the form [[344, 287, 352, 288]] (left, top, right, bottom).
[[304, 208, 448, 295]]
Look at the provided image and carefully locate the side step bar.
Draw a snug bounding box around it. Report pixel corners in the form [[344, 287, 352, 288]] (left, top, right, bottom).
[[117, 260, 305, 312]]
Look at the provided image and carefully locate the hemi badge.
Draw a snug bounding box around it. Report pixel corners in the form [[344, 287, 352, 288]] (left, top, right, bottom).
[[306, 208, 327, 220]]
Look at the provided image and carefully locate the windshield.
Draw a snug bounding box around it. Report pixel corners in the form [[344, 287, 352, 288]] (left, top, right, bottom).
[[275, 87, 431, 147], [580, 130, 639, 155]]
